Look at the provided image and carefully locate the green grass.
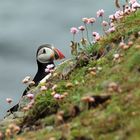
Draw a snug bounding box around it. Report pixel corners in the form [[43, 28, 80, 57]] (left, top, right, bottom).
[[12, 10, 140, 140]]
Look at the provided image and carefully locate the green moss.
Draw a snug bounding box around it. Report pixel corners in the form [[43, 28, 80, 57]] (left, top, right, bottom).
[[41, 115, 55, 126], [126, 51, 140, 71], [14, 10, 140, 140]]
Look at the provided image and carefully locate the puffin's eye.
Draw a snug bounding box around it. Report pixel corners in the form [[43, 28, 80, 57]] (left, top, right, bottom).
[[43, 49, 46, 54]]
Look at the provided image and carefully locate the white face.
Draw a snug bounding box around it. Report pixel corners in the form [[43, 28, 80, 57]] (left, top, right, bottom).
[[37, 47, 55, 63]]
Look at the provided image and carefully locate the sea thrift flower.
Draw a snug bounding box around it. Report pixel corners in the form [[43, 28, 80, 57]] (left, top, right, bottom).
[[132, 2, 140, 9], [124, 5, 131, 14], [78, 26, 85, 31], [88, 18, 96, 24], [92, 32, 99, 37], [119, 42, 126, 48], [129, 0, 137, 4], [53, 93, 61, 99], [45, 68, 50, 73], [27, 93, 34, 100], [82, 17, 89, 24], [22, 76, 31, 84], [110, 23, 115, 27], [95, 35, 101, 41], [40, 85, 47, 91], [109, 14, 115, 20], [96, 9, 104, 17], [114, 10, 123, 19], [70, 27, 79, 34], [45, 64, 55, 73], [47, 64, 54, 69], [108, 27, 116, 33], [92, 32, 100, 42], [78, 26, 85, 38], [102, 21, 108, 26], [70, 27, 79, 42], [82, 18, 91, 44], [6, 98, 13, 104]]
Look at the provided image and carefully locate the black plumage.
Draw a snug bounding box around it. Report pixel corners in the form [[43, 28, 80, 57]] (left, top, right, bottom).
[[7, 44, 64, 113]]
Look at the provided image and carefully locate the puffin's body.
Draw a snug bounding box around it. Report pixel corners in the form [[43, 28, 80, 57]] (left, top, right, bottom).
[[8, 44, 65, 113]]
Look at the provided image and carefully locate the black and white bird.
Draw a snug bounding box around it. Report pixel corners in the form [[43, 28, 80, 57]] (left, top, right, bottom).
[[8, 44, 65, 113]]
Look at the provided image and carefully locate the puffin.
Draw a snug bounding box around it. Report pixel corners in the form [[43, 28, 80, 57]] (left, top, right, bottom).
[[8, 44, 65, 113]]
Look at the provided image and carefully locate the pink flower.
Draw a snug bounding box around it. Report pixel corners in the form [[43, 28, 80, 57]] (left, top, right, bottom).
[[92, 32, 100, 42], [45, 68, 50, 73], [119, 42, 125, 48], [6, 98, 13, 104], [70, 27, 79, 34], [47, 64, 54, 69], [92, 32, 99, 37], [108, 27, 116, 33], [53, 93, 61, 99], [124, 5, 131, 14], [109, 15, 115, 20], [110, 22, 114, 27], [27, 93, 34, 100], [88, 18, 96, 24], [40, 86, 47, 91], [82, 17, 89, 24], [102, 21, 108, 26], [96, 9, 104, 17], [45, 64, 54, 73], [129, 0, 137, 4], [132, 2, 140, 8], [78, 26, 85, 31], [114, 10, 123, 19], [95, 35, 101, 41]]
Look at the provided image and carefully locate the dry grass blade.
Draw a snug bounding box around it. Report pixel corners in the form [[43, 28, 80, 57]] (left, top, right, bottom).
[[115, 0, 120, 8]]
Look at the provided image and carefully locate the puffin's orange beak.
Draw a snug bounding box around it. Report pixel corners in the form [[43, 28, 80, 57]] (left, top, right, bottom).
[[53, 48, 65, 60]]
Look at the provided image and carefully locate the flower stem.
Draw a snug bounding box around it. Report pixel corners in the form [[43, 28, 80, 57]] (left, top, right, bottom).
[[73, 34, 75, 42], [81, 31, 84, 38], [84, 23, 91, 45]]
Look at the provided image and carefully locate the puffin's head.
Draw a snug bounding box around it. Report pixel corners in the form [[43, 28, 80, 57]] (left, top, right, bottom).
[[36, 44, 65, 64]]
